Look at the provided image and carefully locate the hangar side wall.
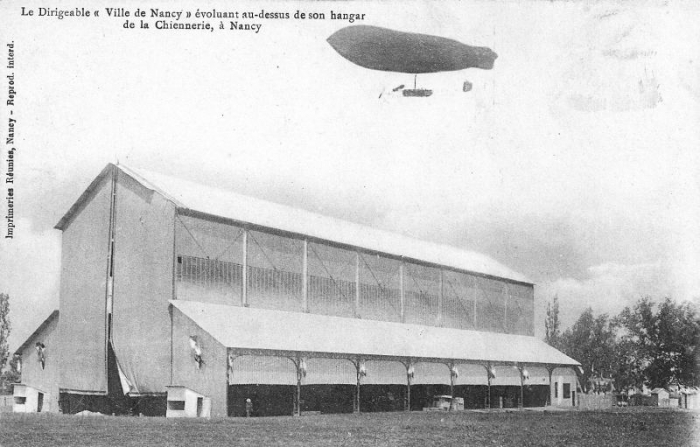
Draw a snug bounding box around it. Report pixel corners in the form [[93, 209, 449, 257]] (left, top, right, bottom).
[[18, 315, 60, 412], [56, 174, 111, 393], [174, 215, 535, 336], [111, 172, 176, 394], [172, 307, 228, 417]]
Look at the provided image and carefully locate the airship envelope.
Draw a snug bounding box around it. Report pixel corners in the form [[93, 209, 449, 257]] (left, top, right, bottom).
[[327, 25, 497, 74]]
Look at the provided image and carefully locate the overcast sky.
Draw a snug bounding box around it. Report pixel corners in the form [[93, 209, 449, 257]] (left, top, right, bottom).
[[1, 1, 699, 349]]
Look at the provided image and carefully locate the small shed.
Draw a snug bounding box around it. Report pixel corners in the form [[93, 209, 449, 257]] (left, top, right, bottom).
[[680, 389, 700, 410], [12, 384, 49, 413], [166, 386, 211, 418], [629, 393, 653, 406], [651, 388, 670, 407]]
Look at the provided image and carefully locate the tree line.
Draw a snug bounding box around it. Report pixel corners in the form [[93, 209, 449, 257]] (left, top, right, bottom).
[[545, 295, 700, 394], [0, 293, 18, 394]]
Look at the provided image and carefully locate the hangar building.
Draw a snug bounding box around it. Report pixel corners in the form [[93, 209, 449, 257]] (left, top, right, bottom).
[[14, 163, 579, 417]]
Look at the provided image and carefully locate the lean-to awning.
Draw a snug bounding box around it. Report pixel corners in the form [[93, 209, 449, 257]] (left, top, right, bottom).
[[171, 300, 579, 367]]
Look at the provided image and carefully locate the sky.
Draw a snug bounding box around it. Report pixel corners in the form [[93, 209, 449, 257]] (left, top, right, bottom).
[[0, 0, 699, 350]]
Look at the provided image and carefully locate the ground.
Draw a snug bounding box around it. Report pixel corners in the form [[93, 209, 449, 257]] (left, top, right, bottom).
[[0, 408, 697, 447]]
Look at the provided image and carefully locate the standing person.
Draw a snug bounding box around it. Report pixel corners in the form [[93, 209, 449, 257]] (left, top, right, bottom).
[[245, 398, 253, 417]]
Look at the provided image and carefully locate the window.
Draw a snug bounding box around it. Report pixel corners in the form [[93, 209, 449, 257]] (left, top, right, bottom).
[[563, 383, 571, 399], [167, 400, 185, 411], [554, 382, 558, 398]]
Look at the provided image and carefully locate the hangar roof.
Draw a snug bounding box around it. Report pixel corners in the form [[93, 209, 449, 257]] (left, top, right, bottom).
[[56, 163, 530, 284], [14, 310, 59, 355], [171, 300, 579, 367]]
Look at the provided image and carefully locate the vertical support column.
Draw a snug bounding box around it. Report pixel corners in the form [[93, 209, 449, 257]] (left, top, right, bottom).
[[519, 369, 524, 410], [405, 361, 413, 412], [353, 357, 363, 414], [484, 363, 494, 410], [292, 356, 303, 417], [472, 276, 478, 329], [354, 251, 360, 318], [226, 350, 237, 416], [517, 363, 526, 410], [104, 168, 117, 341], [547, 365, 556, 407], [448, 362, 456, 411], [399, 261, 405, 323], [504, 284, 508, 333], [438, 269, 444, 327], [302, 239, 308, 313], [241, 229, 248, 307]]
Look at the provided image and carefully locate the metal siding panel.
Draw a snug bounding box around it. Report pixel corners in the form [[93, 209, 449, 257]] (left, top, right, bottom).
[[455, 364, 489, 386], [412, 362, 450, 385], [358, 254, 401, 323], [523, 366, 550, 387], [304, 358, 356, 385], [403, 263, 440, 326], [57, 175, 110, 393], [490, 365, 522, 387], [247, 230, 303, 312], [475, 277, 506, 333], [175, 216, 243, 306], [506, 284, 534, 336], [364, 361, 405, 385], [229, 355, 296, 385], [111, 174, 175, 393], [307, 242, 356, 318], [442, 271, 476, 330]]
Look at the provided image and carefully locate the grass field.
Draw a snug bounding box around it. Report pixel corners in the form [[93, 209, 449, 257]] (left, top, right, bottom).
[[0, 408, 697, 447]]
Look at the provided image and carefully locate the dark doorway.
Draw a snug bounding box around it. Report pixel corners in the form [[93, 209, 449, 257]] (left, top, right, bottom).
[[228, 384, 295, 417], [360, 384, 406, 412], [301, 384, 354, 414], [409, 384, 450, 411], [453, 385, 488, 409]]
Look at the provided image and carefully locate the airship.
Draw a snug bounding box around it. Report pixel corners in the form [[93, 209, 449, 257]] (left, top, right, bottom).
[[327, 25, 497, 97]]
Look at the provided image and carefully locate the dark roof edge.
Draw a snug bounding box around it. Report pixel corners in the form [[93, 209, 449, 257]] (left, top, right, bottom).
[[54, 164, 116, 230], [15, 310, 59, 354]]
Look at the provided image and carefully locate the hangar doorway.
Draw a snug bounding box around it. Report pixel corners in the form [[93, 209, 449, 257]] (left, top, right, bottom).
[[228, 384, 295, 417]]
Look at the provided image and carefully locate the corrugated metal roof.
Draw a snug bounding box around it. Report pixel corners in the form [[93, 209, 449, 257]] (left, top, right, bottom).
[[171, 300, 579, 366], [55, 163, 530, 283], [127, 164, 530, 283]]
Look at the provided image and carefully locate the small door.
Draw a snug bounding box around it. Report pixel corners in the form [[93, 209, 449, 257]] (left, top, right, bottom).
[[37, 393, 44, 412], [197, 397, 203, 417]]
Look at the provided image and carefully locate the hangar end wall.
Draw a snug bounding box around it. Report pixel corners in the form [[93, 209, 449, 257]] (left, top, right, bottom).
[[111, 171, 176, 394], [171, 306, 228, 417], [56, 174, 111, 393]]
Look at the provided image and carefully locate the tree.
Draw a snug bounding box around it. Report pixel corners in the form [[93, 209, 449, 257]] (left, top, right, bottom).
[[0, 293, 9, 373], [545, 295, 561, 349], [0, 293, 13, 394], [615, 297, 700, 390], [559, 308, 617, 393], [611, 298, 656, 392], [0, 354, 20, 394]]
